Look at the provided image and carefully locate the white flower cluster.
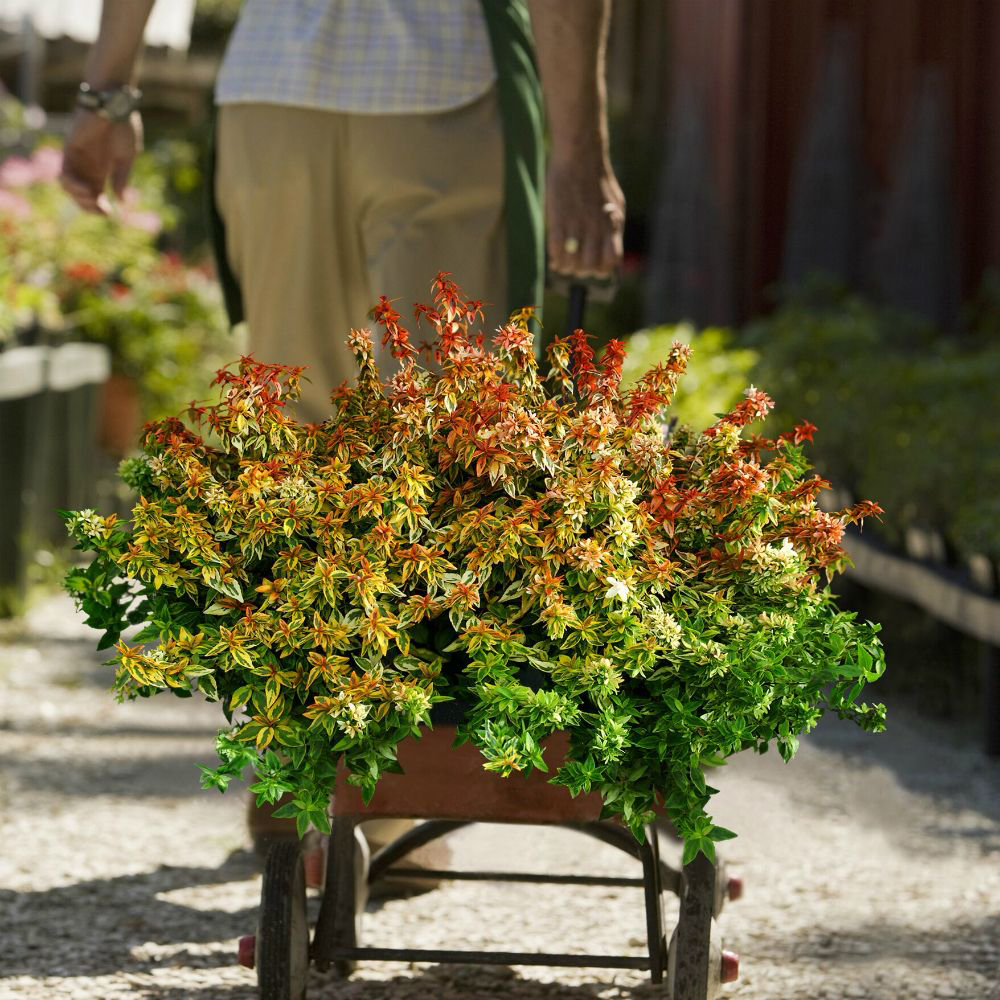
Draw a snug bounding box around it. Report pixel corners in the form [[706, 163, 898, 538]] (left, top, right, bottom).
[[571, 538, 607, 574], [338, 700, 370, 739], [607, 518, 639, 551], [646, 604, 683, 649], [277, 475, 315, 507], [594, 656, 623, 694], [751, 537, 799, 574], [67, 508, 105, 541], [627, 430, 664, 468], [757, 610, 796, 634], [204, 483, 230, 512], [773, 538, 797, 561], [393, 684, 432, 720]]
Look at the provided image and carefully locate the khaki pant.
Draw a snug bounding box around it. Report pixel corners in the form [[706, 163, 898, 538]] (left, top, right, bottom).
[[218, 96, 505, 852], [214, 90, 507, 420]]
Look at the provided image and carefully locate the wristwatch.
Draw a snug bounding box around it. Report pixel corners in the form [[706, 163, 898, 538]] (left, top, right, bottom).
[[76, 83, 142, 123]]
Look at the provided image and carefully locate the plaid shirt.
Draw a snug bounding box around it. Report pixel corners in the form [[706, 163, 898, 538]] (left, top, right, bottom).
[[215, 0, 497, 114]]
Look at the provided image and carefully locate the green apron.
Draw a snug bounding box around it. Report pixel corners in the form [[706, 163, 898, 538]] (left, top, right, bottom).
[[206, 0, 545, 328]]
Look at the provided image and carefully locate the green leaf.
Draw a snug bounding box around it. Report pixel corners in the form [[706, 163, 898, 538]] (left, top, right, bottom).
[[198, 765, 232, 793], [96, 630, 121, 651], [198, 674, 219, 700], [709, 826, 737, 842], [212, 578, 244, 602], [682, 838, 716, 865]]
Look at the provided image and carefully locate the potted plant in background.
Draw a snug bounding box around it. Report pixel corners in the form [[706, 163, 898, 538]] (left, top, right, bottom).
[[1, 141, 232, 440], [0, 113, 233, 608], [64, 275, 885, 859]]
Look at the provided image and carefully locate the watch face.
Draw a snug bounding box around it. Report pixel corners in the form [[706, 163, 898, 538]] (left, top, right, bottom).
[[105, 91, 133, 120]]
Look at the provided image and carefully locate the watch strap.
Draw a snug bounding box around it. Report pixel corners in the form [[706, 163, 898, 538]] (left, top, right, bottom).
[[76, 83, 142, 122]]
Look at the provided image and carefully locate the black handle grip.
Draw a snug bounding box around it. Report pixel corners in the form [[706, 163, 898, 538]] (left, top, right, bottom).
[[565, 283, 587, 335]]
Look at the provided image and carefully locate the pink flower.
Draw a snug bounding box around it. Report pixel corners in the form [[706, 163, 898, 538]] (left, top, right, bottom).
[[31, 146, 63, 182], [119, 208, 162, 234], [115, 187, 163, 234], [0, 156, 35, 188], [0, 147, 62, 188], [0, 188, 30, 218]]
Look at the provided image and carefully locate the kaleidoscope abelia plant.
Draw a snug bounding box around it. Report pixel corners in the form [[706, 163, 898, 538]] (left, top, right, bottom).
[[65, 275, 886, 860]]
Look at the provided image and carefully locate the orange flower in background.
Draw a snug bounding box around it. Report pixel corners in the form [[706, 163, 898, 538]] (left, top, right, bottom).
[[64, 261, 105, 286]]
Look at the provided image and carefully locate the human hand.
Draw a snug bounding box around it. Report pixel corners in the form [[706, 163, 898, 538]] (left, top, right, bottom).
[[59, 109, 142, 215], [545, 154, 625, 281]]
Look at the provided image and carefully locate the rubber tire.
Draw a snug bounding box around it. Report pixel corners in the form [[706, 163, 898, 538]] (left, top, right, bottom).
[[667, 921, 723, 1000], [258, 840, 310, 1000]]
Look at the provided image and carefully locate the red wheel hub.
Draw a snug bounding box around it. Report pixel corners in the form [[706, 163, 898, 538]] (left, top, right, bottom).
[[721, 949, 740, 983], [237, 933, 256, 969]]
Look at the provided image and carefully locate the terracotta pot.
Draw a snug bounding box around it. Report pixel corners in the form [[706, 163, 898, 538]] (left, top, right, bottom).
[[334, 726, 605, 824], [98, 373, 141, 457]]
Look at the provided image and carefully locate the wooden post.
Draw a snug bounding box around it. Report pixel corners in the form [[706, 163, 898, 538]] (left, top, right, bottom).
[[671, 851, 717, 1000], [640, 825, 666, 983], [17, 15, 44, 108], [312, 816, 367, 975], [983, 644, 1000, 757]]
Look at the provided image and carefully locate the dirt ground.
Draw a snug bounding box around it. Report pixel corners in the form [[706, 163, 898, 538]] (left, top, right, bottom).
[[1, 596, 998, 999]]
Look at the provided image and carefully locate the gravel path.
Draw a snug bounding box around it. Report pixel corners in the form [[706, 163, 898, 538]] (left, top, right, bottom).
[[1, 596, 998, 1000]]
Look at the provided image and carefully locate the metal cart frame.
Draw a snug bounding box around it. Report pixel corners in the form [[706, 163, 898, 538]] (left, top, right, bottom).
[[245, 727, 740, 999]]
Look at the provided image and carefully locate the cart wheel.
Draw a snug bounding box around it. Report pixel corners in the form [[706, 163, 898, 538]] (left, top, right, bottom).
[[258, 840, 310, 1000], [712, 855, 744, 917], [667, 853, 739, 998], [309, 816, 369, 977]]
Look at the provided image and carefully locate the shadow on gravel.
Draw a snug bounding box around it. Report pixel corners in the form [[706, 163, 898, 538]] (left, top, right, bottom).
[[783, 911, 1000, 979], [3, 640, 116, 683], [6, 749, 218, 798], [806, 703, 1000, 843], [2, 722, 222, 740], [144, 963, 667, 1000], [3, 847, 672, 1000], [0, 850, 260, 979], [317, 964, 668, 1000]]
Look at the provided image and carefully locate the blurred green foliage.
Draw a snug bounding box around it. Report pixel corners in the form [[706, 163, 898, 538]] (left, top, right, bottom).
[[0, 97, 234, 422], [190, 0, 243, 53], [134, 136, 214, 261], [621, 324, 758, 433], [747, 279, 1000, 560]]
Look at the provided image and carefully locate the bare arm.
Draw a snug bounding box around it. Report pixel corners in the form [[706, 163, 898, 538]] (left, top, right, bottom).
[[60, 0, 154, 213], [527, 0, 624, 281]]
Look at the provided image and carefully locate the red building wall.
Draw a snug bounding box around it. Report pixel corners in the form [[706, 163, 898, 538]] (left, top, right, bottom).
[[659, 0, 1000, 324]]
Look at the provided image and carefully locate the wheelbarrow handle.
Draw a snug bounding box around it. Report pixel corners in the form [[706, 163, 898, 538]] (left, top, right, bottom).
[[565, 282, 587, 335]]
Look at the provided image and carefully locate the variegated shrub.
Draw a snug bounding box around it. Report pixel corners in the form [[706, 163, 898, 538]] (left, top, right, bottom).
[[65, 275, 885, 860]]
